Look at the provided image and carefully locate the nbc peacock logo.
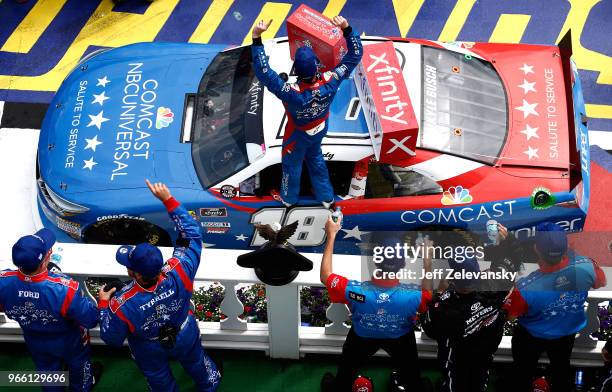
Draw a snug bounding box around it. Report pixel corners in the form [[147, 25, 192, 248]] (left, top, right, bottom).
[[155, 107, 174, 129], [441, 186, 473, 205]]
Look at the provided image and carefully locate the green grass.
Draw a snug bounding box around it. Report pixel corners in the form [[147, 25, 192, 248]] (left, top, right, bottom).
[[0, 343, 507, 391]]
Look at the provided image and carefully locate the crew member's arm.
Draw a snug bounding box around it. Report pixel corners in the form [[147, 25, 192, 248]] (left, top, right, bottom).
[[146, 180, 203, 281], [320, 215, 341, 284], [421, 294, 444, 340], [321, 215, 350, 304], [418, 238, 434, 313], [591, 258, 607, 289], [503, 286, 529, 321], [97, 287, 130, 347], [319, 16, 364, 93], [64, 282, 99, 329], [250, 19, 306, 105]]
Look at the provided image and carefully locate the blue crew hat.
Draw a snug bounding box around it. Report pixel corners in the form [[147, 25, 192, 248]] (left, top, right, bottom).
[[12, 228, 56, 271], [534, 222, 568, 262], [294, 46, 319, 79], [116, 243, 164, 278], [448, 256, 480, 289]]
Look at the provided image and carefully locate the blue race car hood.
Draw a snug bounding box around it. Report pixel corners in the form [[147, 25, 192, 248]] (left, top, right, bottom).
[[39, 42, 225, 194]]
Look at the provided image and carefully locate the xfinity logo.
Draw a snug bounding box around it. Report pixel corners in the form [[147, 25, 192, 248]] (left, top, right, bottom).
[[366, 51, 409, 125], [247, 81, 261, 116]]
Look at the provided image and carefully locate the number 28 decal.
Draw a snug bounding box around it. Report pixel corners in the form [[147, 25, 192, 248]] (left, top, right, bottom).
[[249, 207, 331, 247]]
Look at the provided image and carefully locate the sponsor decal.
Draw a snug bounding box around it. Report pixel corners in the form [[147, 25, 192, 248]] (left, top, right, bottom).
[[155, 107, 174, 129], [201, 222, 231, 228], [377, 293, 391, 304], [530, 186, 555, 210], [247, 81, 261, 116], [441, 186, 473, 205], [330, 276, 340, 288], [206, 228, 229, 234], [56, 216, 81, 238], [96, 214, 144, 222], [348, 291, 366, 303], [220, 185, 237, 199], [199, 208, 228, 218], [201, 221, 230, 234], [110, 63, 158, 180], [401, 200, 516, 225], [322, 151, 334, 160], [355, 41, 418, 162]]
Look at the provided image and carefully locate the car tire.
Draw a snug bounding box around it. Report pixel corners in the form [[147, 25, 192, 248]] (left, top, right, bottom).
[[82, 218, 172, 247]]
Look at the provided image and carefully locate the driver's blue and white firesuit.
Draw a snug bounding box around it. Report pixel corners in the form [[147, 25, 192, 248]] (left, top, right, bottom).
[[251, 27, 363, 205]]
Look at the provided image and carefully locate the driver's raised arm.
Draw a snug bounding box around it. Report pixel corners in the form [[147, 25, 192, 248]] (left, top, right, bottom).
[[251, 20, 308, 106]]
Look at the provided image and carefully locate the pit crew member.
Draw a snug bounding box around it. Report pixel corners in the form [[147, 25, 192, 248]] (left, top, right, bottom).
[[98, 180, 221, 392], [504, 222, 607, 392], [319, 215, 433, 391], [0, 229, 101, 391], [422, 223, 522, 392]]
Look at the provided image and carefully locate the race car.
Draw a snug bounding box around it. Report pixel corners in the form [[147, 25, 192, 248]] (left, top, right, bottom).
[[36, 32, 591, 254]]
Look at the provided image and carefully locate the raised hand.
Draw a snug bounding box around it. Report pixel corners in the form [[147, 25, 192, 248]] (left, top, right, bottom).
[[331, 16, 348, 29], [145, 179, 172, 202], [324, 215, 342, 238], [253, 19, 273, 39]]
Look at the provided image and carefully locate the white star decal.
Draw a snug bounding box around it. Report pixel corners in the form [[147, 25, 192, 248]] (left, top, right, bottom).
[[96, 76, 110, 87], [84, 135, 103, 152], [92, 91, 110, 106], [519, 64, 534, 75], [518, 79, 536, 94], [515, 99, 538, 119], [520, 124, 539, 140], [523, 146, 539, 160], [87, 111, 109, 130], [162, 314, 171, 321], [341, 225, 369, 241], [19, 316, 26, 321], [235, 234, 247, 241], [83, 157, 98, 170]]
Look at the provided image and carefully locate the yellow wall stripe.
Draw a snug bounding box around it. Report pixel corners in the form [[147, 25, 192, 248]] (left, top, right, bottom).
[[242, 2, 293, 45], [489, 14, 531, 43], [1, 0, 68, 53], [438, 0, 477, 42], [321, 0, 347, 19], [0, 0, 180, 91], [586, 104, 612, 120], [392, 0, 425, 38], [189, 0, 235, 44]]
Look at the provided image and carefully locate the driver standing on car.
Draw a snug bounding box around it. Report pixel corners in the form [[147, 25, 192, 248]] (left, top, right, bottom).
[[251, 16, 363, 208], [98, 180, 221, 392]]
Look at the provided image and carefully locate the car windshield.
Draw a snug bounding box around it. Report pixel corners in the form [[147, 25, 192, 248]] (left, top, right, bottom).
[[420, 46, 508, 165], [192, 46, 264, 189]]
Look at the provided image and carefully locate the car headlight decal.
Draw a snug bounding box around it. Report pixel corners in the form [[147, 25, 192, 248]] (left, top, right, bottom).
[[38, 180, 89, 216]]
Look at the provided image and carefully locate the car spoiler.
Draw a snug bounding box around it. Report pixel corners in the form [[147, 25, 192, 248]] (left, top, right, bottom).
[[558, 30, 590, 214]]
